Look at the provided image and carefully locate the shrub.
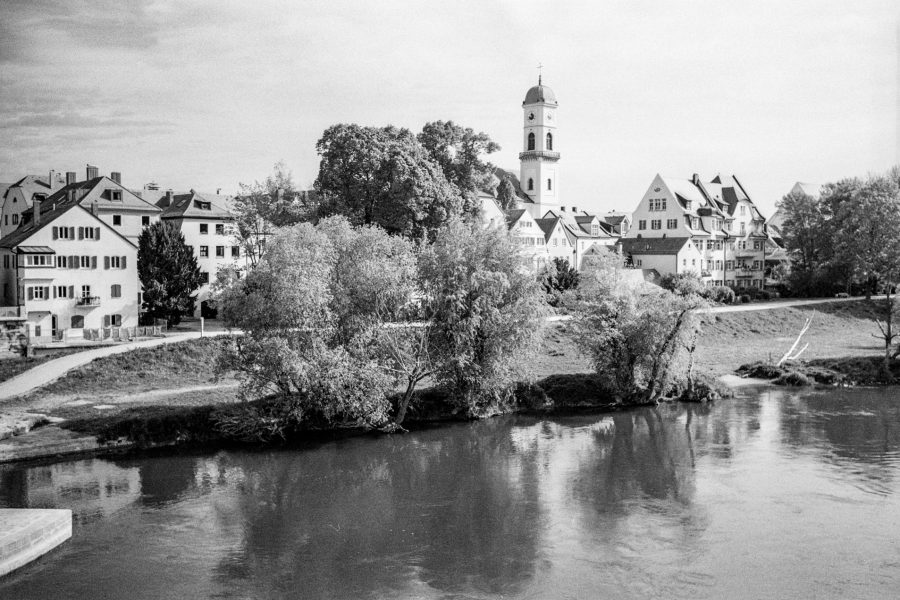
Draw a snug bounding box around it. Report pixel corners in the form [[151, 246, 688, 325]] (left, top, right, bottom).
[[740, 294, 751, 303], [835, 292, 850, 299], [757, 290, 772, 301], [773, 371, 813, 386], [704, 286, 735, 305], [659, 272, 704, 297]]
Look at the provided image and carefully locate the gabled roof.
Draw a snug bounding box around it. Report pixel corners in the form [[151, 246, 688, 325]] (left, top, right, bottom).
[[0, 202, 78, 248], [2, 175, 53, 206], [158, 191, 232, 220], [534, 216, 566, 242], [619, 236, 691, 255], [36, 176, 161, 218], [505, 208, 527, 229]]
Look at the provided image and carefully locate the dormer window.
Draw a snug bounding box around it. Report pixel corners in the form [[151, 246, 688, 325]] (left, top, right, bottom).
[[194, 200, 211, 210], [591, 224, 599, 236], [109, 190, 122, 202], [684, 200, 692, 211]]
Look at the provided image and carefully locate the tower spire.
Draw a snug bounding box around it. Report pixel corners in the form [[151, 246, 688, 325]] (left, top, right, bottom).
[[537, 62, 543, 85]]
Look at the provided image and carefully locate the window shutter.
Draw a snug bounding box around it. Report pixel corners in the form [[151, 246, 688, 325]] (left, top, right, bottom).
[[67, 255, 73, 268], [52, 226, 58, 240], [68, 285, 74, 298], [53, 286, 56, 298], [27, 287, 33, 300], [44, 286, 49, 299], [104, 256, 110, 270], [95, 227, 100, 240], [104, 315, 110, 327], [68, 227, 75, 239], [121, 256, 127, 269], [78, 227, 84, 240], [91, 256, 97, 269]]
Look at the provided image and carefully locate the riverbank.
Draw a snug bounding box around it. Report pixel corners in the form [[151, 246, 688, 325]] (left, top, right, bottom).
[[1, 298, 889, 464]]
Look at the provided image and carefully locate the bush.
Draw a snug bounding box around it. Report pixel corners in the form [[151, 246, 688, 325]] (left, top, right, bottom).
[[757, 290, 772, 301], [740, 294, 751, 303], [704, 286, 735, 305], [659, 273, 704, 297], [773, 371, 813, 386]]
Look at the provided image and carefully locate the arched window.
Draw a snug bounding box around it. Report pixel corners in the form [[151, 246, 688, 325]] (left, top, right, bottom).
[[547, 178, 552, 191], [527, 178, 534, 191], [527, 132, 535, 151], [70, 315, 84, 328], [546, 132, 553, 151]]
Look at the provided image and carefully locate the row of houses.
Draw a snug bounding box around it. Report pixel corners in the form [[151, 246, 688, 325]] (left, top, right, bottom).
[[0, 167, 248, 342]]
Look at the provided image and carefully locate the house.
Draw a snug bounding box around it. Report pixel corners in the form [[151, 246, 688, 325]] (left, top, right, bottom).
[[18, 167, 162, 243], [0, 172, 64, 239], [156, 190, 249, 317], [504, 207, 551, 270], [0, 199, 139, 340], [623, 173, 772, 289]]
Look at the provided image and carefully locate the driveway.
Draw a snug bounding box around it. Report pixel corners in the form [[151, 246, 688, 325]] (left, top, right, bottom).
[[0, 331, 235, 403]]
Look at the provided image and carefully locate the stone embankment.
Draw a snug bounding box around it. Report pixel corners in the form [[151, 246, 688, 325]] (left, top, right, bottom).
[[0, 509, 72, 578]]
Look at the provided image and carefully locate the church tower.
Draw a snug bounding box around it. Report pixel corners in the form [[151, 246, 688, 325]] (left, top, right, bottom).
[[519, 75, 559, 218]]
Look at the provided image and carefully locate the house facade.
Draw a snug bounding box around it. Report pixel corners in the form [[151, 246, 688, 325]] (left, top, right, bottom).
[[0, 202, 139, 339], [0, 172, 64, 239], [623, 173, 770, 288], [156, 190, 249, 317]]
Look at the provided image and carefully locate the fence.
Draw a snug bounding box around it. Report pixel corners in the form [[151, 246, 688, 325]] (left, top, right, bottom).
[[81, 326, 163, 341]]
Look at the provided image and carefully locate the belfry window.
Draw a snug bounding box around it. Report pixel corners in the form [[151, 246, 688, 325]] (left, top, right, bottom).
[[527, 132, 535, 151], [527, 178, 534, 191], [546, 132, 553, 151], [547, 178, 552, 191]]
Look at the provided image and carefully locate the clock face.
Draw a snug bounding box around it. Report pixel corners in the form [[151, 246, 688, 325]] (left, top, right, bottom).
[[546, 112, 553, 121], [528, 112, 535, 121]]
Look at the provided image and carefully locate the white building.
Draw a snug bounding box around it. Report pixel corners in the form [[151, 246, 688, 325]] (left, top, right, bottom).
[[622, 173, 771, 288], [0, 201, 139, 339], [156, 190, 250, 317]]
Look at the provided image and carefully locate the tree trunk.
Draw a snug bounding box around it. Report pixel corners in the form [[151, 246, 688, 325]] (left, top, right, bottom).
[[884, 288, 893, 378], [395, 380, 416, 426]]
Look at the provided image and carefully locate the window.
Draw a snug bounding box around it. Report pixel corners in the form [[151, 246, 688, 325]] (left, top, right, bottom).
[[706, 241, 714, 250], [527, 132, 535, 150], [82, 226, 97, 240], [726, 260, 733, 270], [651, 220, 661, 230], [200, 246, 209, 257], [591, 224, 599, 236], [752, 261, 760, 270], [105, 256, 126, 269], [215, 246, 225, 257], [553, 238, 558, 247], [201, 271, 210, 283], [638, 220, 647, 230], [81, 285, 91, 299], [740, 222, 746, 235], [12, 214, 18, 225], [215, 224, 225, 235], [104, 314, 122, 327], [649, 198, 668, 212], [111, 284, 121, 298], [740, 205, 746, 215], [28, 286, 47, 300], [2, 255, 7, 268], [753, 241, 762, 250], [232, 246, 240, 258], [54, 226, 74, 239], [110, 190, 122, 202], [667, 219, 677, 229], [3, 215, 6, 226], [547, 178, 552, 191], [527, 178, 534, 191], [546, 132, 553, 151], [70, 315, 84, 328], [142, 216, 150, 227], [691, 218, 699, 229], [55, 286, 69, 298], [113, 214, 122, 226], [80, 256, 95, 269], [635, 259, 642, 267], [200, 223, 208, 235], [25, 255, 52, 267]]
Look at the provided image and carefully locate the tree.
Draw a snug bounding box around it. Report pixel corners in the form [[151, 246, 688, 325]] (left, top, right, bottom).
[[314, 124, 463, 239], [233, 161, 314, 267], [540, 257, 579, 306], [138, 221, 203, 326], [418, 120, 500, 204], [495, 177, 517, 210], [419, 220, 548, 414], [572, 266, 705, 403]]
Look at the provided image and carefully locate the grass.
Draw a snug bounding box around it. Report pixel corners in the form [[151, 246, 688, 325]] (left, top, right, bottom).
[[33, 336, 236, 398], [0, 348, 87, 383]]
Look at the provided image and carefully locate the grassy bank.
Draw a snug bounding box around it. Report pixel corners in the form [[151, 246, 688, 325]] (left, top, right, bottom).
[[0, 348, 88, 383]]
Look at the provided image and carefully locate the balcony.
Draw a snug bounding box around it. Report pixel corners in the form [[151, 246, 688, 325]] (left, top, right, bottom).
[[518, 150, 561, 161], [76, 296, 101, 307], [735, 268, 755, 278]]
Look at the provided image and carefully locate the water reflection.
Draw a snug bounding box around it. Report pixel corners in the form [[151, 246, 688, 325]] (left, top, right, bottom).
[[1, 386, 899, 599]]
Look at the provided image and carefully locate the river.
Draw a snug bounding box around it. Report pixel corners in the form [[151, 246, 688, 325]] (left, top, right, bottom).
[[1, 385, 899, 599]]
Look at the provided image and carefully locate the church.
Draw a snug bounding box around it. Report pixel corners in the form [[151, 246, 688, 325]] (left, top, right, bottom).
[[483, 77, 628, 270]]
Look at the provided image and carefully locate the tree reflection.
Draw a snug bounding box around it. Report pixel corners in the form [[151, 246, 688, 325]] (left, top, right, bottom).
[[209, 419, 543, 598]]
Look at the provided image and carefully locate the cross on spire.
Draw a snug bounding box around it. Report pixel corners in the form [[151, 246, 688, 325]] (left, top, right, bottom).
[[537, 62, 543, 85]]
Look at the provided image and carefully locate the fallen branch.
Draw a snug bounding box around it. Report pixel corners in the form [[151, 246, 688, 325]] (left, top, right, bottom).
[[777, 315, 812, 367]]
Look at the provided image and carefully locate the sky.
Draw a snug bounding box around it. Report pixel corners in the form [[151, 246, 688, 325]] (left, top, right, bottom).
[[1, 0, 898, 217]]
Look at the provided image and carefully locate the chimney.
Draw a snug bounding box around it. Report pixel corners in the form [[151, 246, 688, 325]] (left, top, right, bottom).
[[160, 190, 173, 207], [91, 201, 98, 215], [692, 173, 700, 186], [48, 170, 55, 189], [110, 171, 121, 184], [572, 206, 577, 213], [33, 198, 41, 226], [86, 164, 99, 180], [66, 171, 76, 186], [216, 188, 221, 195]]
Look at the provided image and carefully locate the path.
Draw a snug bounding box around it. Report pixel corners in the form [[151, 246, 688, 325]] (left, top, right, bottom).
[[701, 295, 884, 314], [0, 331, 236, 403]]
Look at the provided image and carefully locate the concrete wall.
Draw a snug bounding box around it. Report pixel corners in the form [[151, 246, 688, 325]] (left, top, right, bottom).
[[0, 509, 72, 577]]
